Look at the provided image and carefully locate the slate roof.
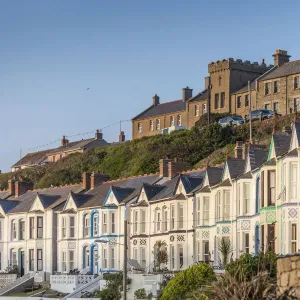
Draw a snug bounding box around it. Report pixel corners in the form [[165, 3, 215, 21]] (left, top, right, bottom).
[[285, 149, 298, 158], [261, 61, 300, 80], [8, 185, 83, 213], [150, 175, 179, 201], [111, 186, 135, 203], [248, 144, 269, 170], [264, 158, 276, 166], [238, 171, 253, 179], [180, 175, 203, 194], [12, 137, 108, 168], [132, 100, 186, 120], [273, 132, 291, 157], [143, 184, 166, 201], [70, 193, 94, 208], [292, 120, 300, 149], [0, 200, 20, 213], [0, 191, 10, 200], [226, 159, 246, 179], [38, 194, 61, 209], [206, 166, 224, 186], [187, 89, 208, 103], [197, 185, 211, 193], [79, 174, 160, 208], [215, 178, 232, 187]]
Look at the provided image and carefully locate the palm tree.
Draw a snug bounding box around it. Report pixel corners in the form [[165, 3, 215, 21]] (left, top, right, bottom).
[[153, 240, 168, 272], [218, 237, 233, 266]]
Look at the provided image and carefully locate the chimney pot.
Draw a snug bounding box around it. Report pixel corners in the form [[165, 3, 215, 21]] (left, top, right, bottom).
[[90, 172, 110, 189], [119, 131, 125, 143], [272, 49, 290, 67]]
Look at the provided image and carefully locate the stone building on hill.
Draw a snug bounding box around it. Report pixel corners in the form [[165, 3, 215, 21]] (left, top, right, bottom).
[[132, 49, 300, 139]]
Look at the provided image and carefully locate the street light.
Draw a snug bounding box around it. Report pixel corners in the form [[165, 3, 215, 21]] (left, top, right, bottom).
[[94, 227, 128, 300]]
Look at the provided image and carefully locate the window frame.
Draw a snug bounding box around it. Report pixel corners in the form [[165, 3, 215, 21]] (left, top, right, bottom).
[[178, 204, 184, 229], [244, 183, 250, 214], [274, 81, 278, 93], [37, 249, 43, 271], [69, 216, 75, 238], [37, 217, 43, 239], [62, 217, 66, 238], [203, 196, 209, 225], [156, 119, 160, 130], [138, 123, 142, 133], [177, 115, 182, 126], [29, 217, 34, 239], [149, 120, 154, 131], [194, 105, 199, 117], [29, 249, 34, 271], [291, 223, 297, 254]]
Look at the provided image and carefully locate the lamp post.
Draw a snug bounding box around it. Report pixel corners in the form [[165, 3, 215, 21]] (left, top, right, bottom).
[[94, 235, 128, 300]]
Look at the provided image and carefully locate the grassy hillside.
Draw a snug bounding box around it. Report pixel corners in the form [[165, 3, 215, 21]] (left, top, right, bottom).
[[0, 114, 294, 190]]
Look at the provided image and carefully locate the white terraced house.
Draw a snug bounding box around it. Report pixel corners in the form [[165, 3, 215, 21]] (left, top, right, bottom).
[[1, 121, 300, 281]]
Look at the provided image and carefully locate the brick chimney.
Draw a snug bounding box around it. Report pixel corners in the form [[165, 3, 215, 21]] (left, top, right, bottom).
[[242, 143, 249, 160], [272, 50, 290, 67], [8, 179, 16, 196], [234, 141, 243, 159], [90, 171, 110, 189], [182, 87, 193, 101], [168, 159, 190, 179], [61, 136, 69, 147], [95, 129, 103, 140], [159, 158, 174, 177], [119, 131, 125, 143], [152, 94, 160, 106], [82, 172, 91, 190], [15, 179, 33, 197]]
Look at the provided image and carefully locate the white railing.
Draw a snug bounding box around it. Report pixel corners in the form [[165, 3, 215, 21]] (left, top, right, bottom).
[[0, 273, 35, 295], [79, 267, 90, 275], [61, 275, 105, 299]]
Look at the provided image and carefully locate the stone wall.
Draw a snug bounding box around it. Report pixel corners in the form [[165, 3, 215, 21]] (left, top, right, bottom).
[[277, 254, 300, 298]]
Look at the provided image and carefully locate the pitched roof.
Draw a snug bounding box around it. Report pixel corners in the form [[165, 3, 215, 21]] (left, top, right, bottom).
[[285, 148, 298, 158], [70, 193, 94, 208], [80, 174, 160, 208], [238, 171, 253, 179], [0, 200, 20, 213], [227, 158, 246, 179], [8, 184, 83, 213], [187, 89, 208, 103], [260, 61, 300, 80], [215, 178, 232, 187], [0, 191, 10, 200], [38, 194, 61, 209], [143, 184, 166, 201], [180, 175, 203, 194], [132, 100, 186, 120], [273, 132, 291, 157], [111, 186, 135, 203], [12, 149, 51, 168], [248, 144, 269, 170], [150, 175, 179, 201], [206, 166, 224, 186], [291, 120, 300, 149], [264, 158, 276, 166]]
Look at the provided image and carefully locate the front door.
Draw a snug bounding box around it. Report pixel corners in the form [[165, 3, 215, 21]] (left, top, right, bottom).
[[20, 251, 25, 276]]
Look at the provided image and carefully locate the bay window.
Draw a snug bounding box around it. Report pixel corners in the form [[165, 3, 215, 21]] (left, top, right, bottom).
[[203, 197, 209, 225], [244, 183, 250, 214], [69, 250, 74, 270], [37, 217, 43, 238], [141, 210, 146, 233], [70, 217, 75, 238], [291, 163, 297, 200], [103, 213, 107, 234], [197, 197, 201, 225], [62, 217, 66, 238], [111, 213, 115, 233], [223, 191, 230, 220], [37, 249, 43, 271], [268, 170, 276, 205], [178, 204, 184, 229], [29, 217, 34, 239], [29, 249, 34, 271], [133, 211, 138, 234], [170, 205, 175, 230], [216, 192, 221, 221]]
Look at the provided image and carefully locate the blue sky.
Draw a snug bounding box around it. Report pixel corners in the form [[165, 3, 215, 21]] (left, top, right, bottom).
[[1, 0, 299, 172]]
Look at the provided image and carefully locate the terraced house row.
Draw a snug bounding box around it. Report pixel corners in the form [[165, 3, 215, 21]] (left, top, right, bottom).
[[132, 49, 300, 139], [1, 120, 300, 279]]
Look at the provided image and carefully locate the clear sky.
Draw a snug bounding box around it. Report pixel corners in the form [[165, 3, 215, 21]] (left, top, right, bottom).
[[1, 0, 299, 172]]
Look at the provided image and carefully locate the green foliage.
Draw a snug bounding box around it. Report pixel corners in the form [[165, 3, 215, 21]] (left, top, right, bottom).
[[134, 288, 152, 299], [153, 240, 168, 271], [225, 251, 277, 281], [159, 263, 215, 300], [94, 272, 123, 300], [218, 237, 234, 266]]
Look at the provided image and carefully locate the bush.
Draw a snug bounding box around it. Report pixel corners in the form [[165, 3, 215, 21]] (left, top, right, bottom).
[[159, 263, 215, 300], [134, 288, 152, 299], [225, 251, 277, 281]]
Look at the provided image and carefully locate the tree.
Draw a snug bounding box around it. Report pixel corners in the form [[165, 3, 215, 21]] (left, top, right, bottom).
[[153, 240, 168, 272], [218, 237, 233, 266]]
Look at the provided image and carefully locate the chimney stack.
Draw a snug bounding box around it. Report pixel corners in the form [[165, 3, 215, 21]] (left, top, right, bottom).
[[82, 172, 91, 190], [261, 58, 265, 65], [182, 87, 193, 101], [152, 94, 160, 106], [159, 158, 189, 179], [8, 179, 16, 196], [95, 129, 103, 140], [15, 179, 33, 197], [90, 171, 110, 189], [119, 131, 125, 143], [242, 143, 249, 160], [61, 136, 69, 147], [234, 141, 243, 159], [272, 50, 290, 67]]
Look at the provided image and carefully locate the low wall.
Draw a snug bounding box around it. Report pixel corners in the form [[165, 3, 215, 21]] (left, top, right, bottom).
[[0, 274, 17, 288], [277, 254, 300, 298], [50, 274, 95, 293]]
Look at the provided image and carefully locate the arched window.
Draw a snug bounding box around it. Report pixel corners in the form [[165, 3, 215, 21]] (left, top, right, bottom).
[[83, 245, 90, 269], [83, 214, 90, 237]]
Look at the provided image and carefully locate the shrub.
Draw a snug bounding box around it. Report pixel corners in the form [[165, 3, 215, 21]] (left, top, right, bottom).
[[225, 251, 277, 281], [159, 263, 215, 300], [134, 288, 152, 299]]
